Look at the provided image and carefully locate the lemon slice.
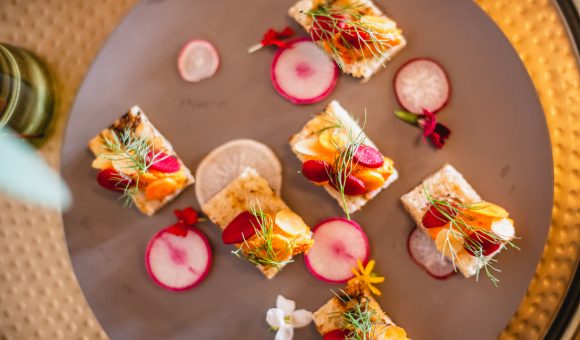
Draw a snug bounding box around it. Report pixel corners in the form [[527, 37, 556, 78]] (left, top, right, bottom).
[[195, 139, 282, 206], [274, 209, 310, 237]]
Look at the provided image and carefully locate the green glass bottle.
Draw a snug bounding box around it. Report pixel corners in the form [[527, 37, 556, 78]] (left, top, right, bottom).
[[0, 43, 55, 146]]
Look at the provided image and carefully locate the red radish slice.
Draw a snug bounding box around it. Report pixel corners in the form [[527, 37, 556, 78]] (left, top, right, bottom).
[[302, 160, 332, 183], [147, 151, 180, 173], [178, 40, 219, 83], [394, 58, 450, 114], [305, 218, 369, 283], [96, 168, 133, 191], [271, 38, 338, 105], [353, 145, 384, 168], [407, 228, 455, 279], [145, 226, 212, 291], [222, 211, 259, 245]]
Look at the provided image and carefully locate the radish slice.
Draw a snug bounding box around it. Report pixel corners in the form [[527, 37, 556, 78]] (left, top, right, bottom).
[[178, 40, 219, 82], [394, 58, 450, 114], [305, 218, 369, 283], [407, 227, 455, 279], [271, 38, 338, 105], [145, 226, 212, 291]]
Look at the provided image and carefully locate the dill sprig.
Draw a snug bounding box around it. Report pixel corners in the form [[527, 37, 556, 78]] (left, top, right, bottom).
[[305, 2, 401, 69], [317, 111, 367, 220], [233, 201, 294, 269], [332, 290, 385, 340], [100, 125, 166, 206], [423, 188, 519, 285]]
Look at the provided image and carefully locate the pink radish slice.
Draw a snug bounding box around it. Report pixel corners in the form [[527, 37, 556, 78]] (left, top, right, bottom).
[[407, 228, 455, 279], [145, 226, 212, 291], [394, 58, 450, 114], [178, 40, 219, 82], [271, 37, 338, 105], [305, 218, 370, 283]]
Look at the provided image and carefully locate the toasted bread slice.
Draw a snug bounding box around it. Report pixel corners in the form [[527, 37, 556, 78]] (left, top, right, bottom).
[[202, 167, 312, 279], [290, 100, 398, 214], [400, 164, 515, 277], [289, 0, 407, 80], [313, 281, 408, 339], [89, 106, 194, 216]]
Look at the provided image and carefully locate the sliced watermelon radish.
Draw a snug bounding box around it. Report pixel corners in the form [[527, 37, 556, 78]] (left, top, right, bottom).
[[305, 218, 369, 283], [178, 40, 219, 83], [394, 58, 450, 114], [145, 226, 212, 291], [271, 38, 338, 105], [147, 151, 180, 173], [407, 227, 455, 280]]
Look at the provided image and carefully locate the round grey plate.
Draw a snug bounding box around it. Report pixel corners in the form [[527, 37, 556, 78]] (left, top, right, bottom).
[[61, 0, 553, 339]]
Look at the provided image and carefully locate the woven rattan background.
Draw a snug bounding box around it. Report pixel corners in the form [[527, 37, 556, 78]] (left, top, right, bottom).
[[0, 0, 578, 339]]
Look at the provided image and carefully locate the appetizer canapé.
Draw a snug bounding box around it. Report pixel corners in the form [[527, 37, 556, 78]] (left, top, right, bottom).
[[289, 0, 407, 79], [202, 167, 313, 279], [313, 271, 408, 339], [290, 100, 397, 217], [401, 164, 517, 282], [89, 106, 194, 216]]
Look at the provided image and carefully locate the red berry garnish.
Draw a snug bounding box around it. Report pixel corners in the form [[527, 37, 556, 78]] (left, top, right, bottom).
[[147, 151, 180, 173], [222, 211, 260, 244], [353, 145, 384, 168], [464, 231, 502, 256], [422, 203, 456, 228], [96, 168, 133, 191], [323, 329, 350, 340], [302, 160, 332, 183]]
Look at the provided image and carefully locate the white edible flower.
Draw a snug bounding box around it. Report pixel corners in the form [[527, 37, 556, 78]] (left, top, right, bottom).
[[266, 295, 312, 340]]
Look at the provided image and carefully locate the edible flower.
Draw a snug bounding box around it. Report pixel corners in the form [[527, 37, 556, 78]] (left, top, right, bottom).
[[266, 295, 312, 340], [394, 109, 451, 149], [166, 207, 200, 237], [248, 27, 295, 53], [348, 259, 385, 296]]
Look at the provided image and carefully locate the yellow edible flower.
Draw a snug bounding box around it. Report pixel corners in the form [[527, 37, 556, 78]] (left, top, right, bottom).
[[348, 259, 385, 296]]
